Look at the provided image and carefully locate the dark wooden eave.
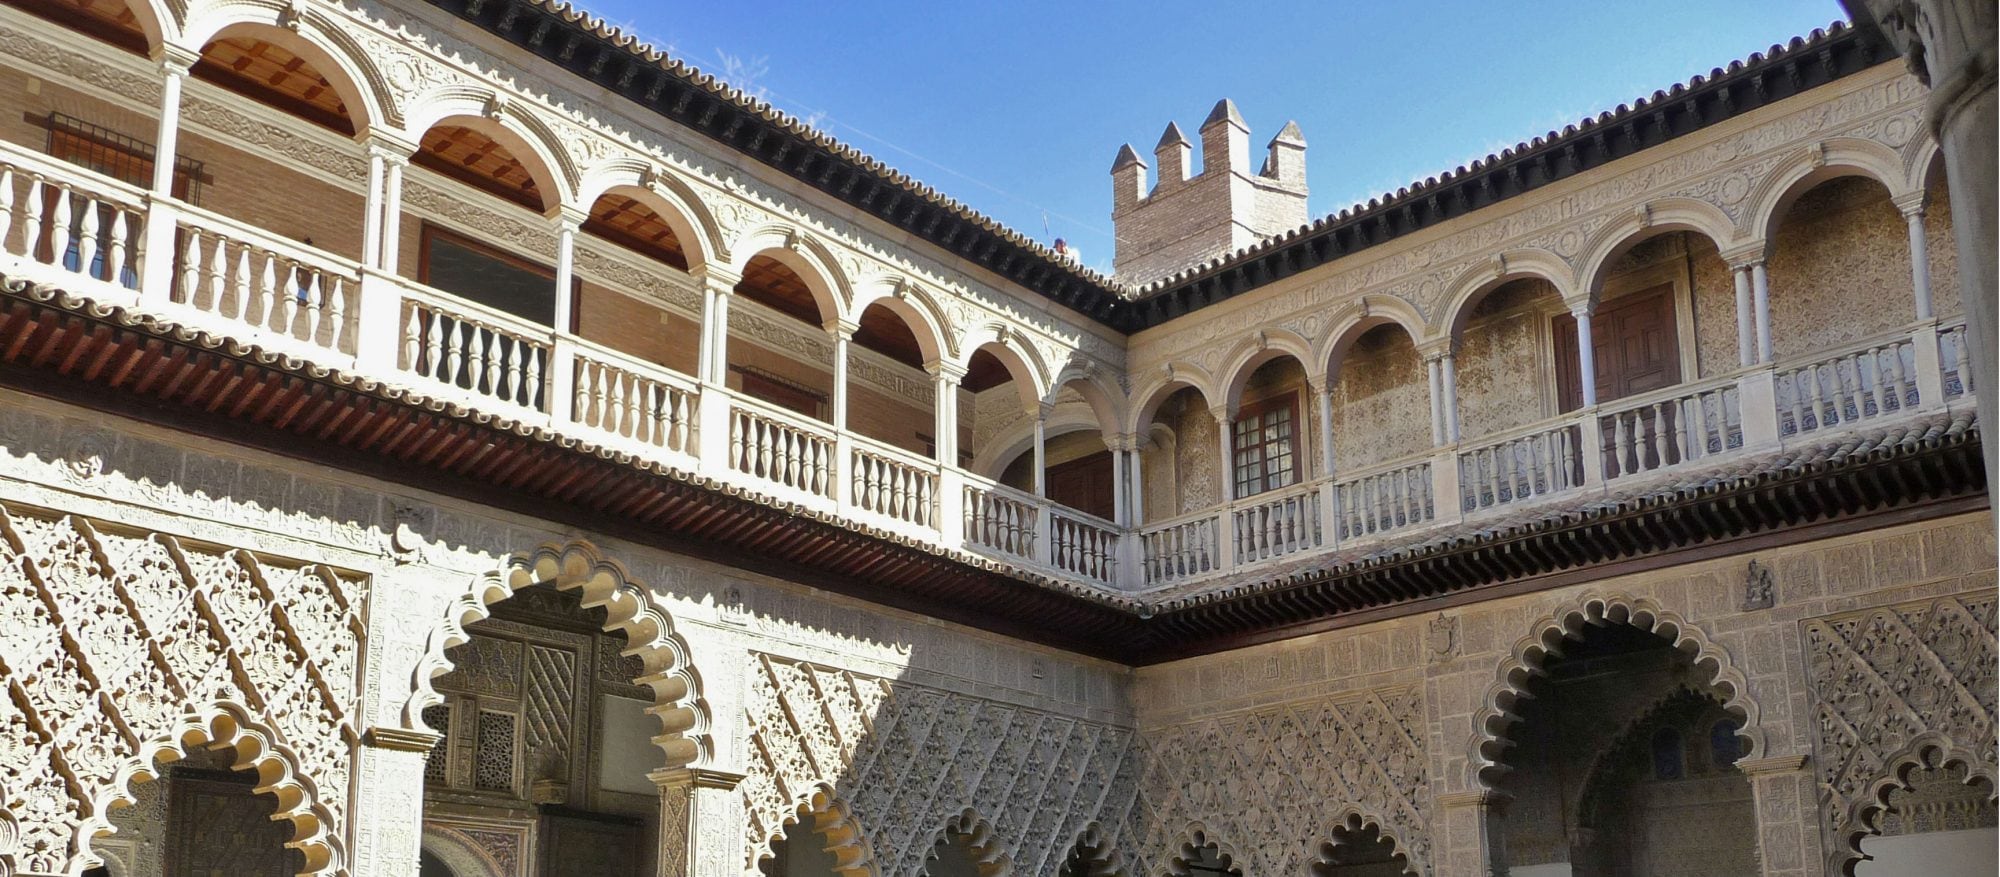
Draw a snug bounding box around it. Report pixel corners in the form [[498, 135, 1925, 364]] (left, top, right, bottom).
[[0, 276, 1983, 665], [435, 3, 1898, 332]]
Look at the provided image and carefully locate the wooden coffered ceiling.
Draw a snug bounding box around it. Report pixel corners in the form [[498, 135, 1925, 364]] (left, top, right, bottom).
[[413, 124, 544, 211], [193, 35, 354, 135], [7, 0, 146, 54], [583, 195, 688, 270]]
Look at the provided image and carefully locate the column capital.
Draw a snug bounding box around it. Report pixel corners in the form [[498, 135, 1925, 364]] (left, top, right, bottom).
[[361, 725, 441, 752], [1719, 242, 1768, 269], [1104, 432, 1140, 453], [1562, 295, 1597, 319], [1437, 788, 1511, 811], [1416, 337, 1459, 362], [155, 44, 201, 75], [363, 131, 421, 162], [550, 204, 590, 230], [690, 265, 743, 292], [1736, 753, 1810, 777], [826, 317, 861, 340], [648, 766, 747, 792], [1208, 404, 1234, 424], [1893, 192, 1929, 219], [926, 359, 968, 383]]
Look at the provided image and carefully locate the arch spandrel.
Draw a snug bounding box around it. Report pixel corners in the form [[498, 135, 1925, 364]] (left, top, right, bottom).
[[405, 539, 712, 771]]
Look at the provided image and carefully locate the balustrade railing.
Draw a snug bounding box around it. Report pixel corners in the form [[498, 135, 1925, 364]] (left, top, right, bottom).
[[1050, 508, 1119, 585], [1458, 418, 1583, 512], [1140, 512, 1220, 587], [569, 339, 697, 455], [849, 435, 938, 528], [1231, 480, 1323, 565], [1600, 378, 1742, 479], [0, 153, 148, 291], [1333, 455, 1434, 542], [399, 289, 552, 413], [1775, 333, 1919, 437], [963, 477, 1039, 563], [174, 208, 362, 356], [8, 142, 1980, 594], [726, 392, 836, 501]]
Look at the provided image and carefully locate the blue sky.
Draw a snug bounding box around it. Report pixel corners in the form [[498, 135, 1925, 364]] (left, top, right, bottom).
[[580, 1, 1848, 276]]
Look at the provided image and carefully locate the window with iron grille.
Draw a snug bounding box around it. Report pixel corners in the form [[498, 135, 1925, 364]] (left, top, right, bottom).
[[38, 112, 206, 202], [1232, 394, 1299, 499]]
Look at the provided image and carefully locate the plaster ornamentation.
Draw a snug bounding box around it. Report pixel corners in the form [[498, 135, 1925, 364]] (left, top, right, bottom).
[[1802, 591, 1998, 872], [1122, 686, 1430, 877], [741, 653, 1140, 877], [0, 503, 363, 876]]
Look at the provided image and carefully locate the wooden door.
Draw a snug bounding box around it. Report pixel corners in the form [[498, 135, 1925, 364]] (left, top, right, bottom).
[[1555, 283, 1682, 411], [1046, 451, 1116, 521]]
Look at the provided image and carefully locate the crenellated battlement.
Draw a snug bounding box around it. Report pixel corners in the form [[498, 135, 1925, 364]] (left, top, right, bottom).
[[1110, 100, 1308, 285]]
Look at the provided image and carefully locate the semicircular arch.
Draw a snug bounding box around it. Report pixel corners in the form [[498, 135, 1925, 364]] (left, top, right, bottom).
[[731, 225, 851, 324], [851, 276, 952, 366], [1430, 249, 1574, 341], [402, 87, 578, 211], [1126, 365, 1217, 437], [1217, 328, 1316, 416], [180, 8, 392, 136], [1574, 196, 1739, 303], [1743, 137, 1912, 245], [574, 161, 724, 271]]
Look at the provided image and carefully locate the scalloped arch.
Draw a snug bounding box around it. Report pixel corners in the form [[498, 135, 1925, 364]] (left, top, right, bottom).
[[79, 702, 343, 876], [574, 160, 726, 271], [1430, 248, 1575, 341], [179, 3, 393, 135], [404, 540, 712, 770], [756, 784, 880, 877], [401, 86, 580, 210], [1309, 808, 1421, 877], [1216, 328, 1316, 416], [850, 276, 952, 365], [1158, 824, 1243, 877], [1059, 822, 1129, 877], [1467, 594, 1762, 790], [920, 808, 1012, 877], [1833, 734, 1998, 876], [1742, 137, 1913, 244]]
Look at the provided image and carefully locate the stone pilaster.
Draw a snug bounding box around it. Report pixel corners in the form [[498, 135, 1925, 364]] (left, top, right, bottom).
[[350, 728, 440, 877], [652, 767, 747, 877], [1739, 754, 1815, 877], [1436, 789, 1508, 877]]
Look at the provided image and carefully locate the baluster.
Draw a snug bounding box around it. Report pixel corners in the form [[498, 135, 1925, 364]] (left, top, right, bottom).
[[1782, 370, 1806, 435], [1886, 344, 1912, 409], [297, 271, 321, 343], [1955, 333, 1973, 391], [22, 177, 45, 262], [49, 184, 72, 268], [436, 317, 460, 385], [105, 208, 129, 286], [0, 169, 13, 251], [76, 199, 100, 280]]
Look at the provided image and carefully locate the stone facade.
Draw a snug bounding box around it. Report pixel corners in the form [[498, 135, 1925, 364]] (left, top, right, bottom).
[[0, 3, 1990, 877]]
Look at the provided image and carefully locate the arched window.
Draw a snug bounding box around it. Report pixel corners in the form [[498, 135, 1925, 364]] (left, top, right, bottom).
[[1650, 727, 1684, 780]]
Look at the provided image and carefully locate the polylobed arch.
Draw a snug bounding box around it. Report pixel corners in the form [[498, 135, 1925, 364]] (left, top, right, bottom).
[[1431, 249, 1574, 342], [759, 785, 879, 877], [1574, 198, 1740, 305], [1467, 593, 1762, 791], [1159, 825, 1242, 877], [81, 702, 343, 875], [403, 90, 578, 211], [1743, 137, 1915, 246], [1309, 809, 1420, 877], [920, 808, 1012, 877], [181, 13, 391, 138], [850, 277, 951, 368], [1835, 734, 1999, 876], [1316, 295, 1427, 379], [1058, 823, 1126, 877], [574, 169, 721, 273], [1217, 328, 1315, 416], [404, 540, 712, 770]]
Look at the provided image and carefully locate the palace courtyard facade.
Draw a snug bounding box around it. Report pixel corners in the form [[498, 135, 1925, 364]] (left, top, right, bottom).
[[0, 1, 1992, 876]]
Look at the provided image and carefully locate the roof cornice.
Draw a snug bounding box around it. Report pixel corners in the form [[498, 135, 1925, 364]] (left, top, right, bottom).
[[435, 5, 1900, 334]]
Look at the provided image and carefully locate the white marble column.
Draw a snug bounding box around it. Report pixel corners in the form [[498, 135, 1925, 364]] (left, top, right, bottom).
[[1572, 304, 1599, 408], [930, 361, 964, 465], [1426, 354, 1446, 446], [1732, 262, 1757, 367], [1212, 405, 1236, 502], [1751, 260, 1773, 363], [379, 152, 408, 275], [1440, 349, 1462, 442], [1031, 410, 1049, 497], [551, 209, 582, 332], [150, 49, 195, 196], [1901, 203, 1935, 320]]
